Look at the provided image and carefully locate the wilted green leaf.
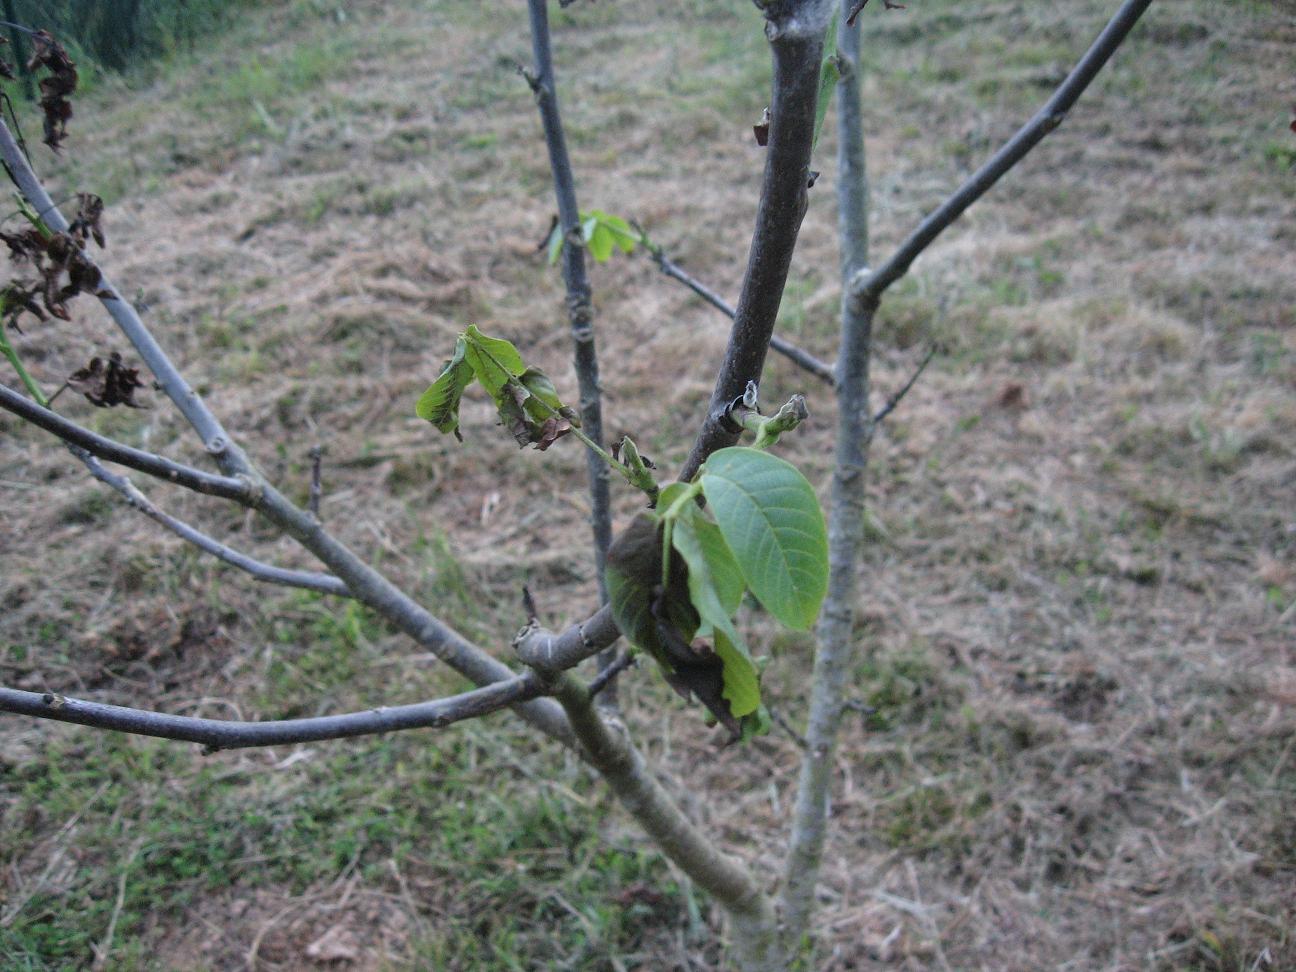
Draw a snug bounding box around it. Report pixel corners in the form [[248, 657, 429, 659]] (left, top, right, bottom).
[[672, 512, 760, 717], [415, 337, 472, 439], [700, 447, 828, 631], [462, 324, 525, 398], [518, 367, 563, 419], [606, 513, 698, 666]]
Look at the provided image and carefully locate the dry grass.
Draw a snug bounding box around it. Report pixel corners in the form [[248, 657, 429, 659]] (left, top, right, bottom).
[[1, 0, 1293, 969]]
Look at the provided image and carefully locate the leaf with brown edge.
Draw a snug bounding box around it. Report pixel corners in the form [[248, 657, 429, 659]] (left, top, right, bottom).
[[67, 352, 146, 408]]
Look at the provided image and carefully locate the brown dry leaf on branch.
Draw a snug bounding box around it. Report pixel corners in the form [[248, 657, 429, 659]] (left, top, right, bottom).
[[0, 282, 45, 328], [43, 231, 108, 313], [69, 193, 106, 248], [0, 228, 109, 322], [0, 227, 46, 263], [66, 352, 147, 408], [28, 29, 77, 152]]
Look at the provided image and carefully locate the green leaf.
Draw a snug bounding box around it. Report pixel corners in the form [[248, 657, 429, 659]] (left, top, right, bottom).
[[812, 15, 841, 152], [462, 324, 525, 398], [700, 447, 828, 631], [415, 337, 472, 438], [675, 512, 745, 619], [605, 515, 664, 661], [656, 481, 693, 511], [592, 211, 638, 254], [739, 704, 771, 741], [672, 513, 760, 717], [587, 222, 615, 263], [713, 630, 760, 719], [517, 367, 563, 420], [546, 223, 563, 265]]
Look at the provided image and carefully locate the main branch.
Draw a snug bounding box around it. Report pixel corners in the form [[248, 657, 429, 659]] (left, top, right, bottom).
[[678, 0, 835, 482], [780, 0, 874, 951], [544, 671, 779, 968]]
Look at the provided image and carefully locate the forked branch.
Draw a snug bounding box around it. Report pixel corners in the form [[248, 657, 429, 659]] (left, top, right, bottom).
[[781, 0, 1155, 958], [0, 383, 252, 502], [0, 118, 578, 745], [78, 452, 351, 598], [851, 0, 1154, 310]]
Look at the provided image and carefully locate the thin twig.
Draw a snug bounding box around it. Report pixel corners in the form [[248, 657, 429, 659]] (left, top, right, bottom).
[[308, 444, 323, 518], [769, 706, 809, 750], [0, 673, 547, 751], [651, 248, 836, 387], [588, 651, 635, 698], [525, 0, 612, 597], [873, 343, 938, 425], [77, 452, 351, 598]]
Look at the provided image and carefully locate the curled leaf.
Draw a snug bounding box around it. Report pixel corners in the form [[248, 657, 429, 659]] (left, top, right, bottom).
[[28, 31, 77, 152], [415, 336, 471, 440], [0, 229, 46, 264], [0, 283, 47, 327], [605, 512, 744, 737]]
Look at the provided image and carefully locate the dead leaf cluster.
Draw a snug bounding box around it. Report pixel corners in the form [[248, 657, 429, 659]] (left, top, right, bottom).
[[28, 29, 78, 152]]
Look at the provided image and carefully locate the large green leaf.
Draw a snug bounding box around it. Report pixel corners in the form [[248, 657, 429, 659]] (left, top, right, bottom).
[[415, 337, 472, 438], [671, 512, 760, 717], [699, 447, 828, 631]]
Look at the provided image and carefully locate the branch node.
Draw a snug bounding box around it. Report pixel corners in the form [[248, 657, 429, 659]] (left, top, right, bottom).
[[204, 434, 227, 456], [236, 472, 263, 506]]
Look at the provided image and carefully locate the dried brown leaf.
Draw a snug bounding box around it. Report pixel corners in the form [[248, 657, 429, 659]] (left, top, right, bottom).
[[67, 352, 146, 408], [28, 30, 77, 152]]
